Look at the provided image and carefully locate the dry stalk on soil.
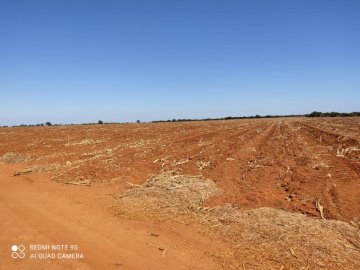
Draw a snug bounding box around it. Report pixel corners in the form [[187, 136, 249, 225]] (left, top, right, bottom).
[[336, 146, 360, 157], [196, 160, 212, 170], [65, 180, 91, 186], [65, 138, 106, 146], [14, 164, 61, 176], [316, 199, 325, 219]]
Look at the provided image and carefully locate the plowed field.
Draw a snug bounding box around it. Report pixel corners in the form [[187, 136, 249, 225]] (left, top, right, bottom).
[[1, 117, 359, 269], [1, 117, 359, 220]]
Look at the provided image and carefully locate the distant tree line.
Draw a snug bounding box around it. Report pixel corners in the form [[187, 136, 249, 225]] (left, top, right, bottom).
[[151, 112, 360, 123], [306, 111, 360, 117], [152, 114, 304, 123], [8, 122, 53, 127], [1, 112, 359, 128], [4, 120, 131, 128]]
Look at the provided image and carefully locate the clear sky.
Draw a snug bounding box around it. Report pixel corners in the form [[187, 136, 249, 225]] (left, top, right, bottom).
[[0, 0, 359, 125]]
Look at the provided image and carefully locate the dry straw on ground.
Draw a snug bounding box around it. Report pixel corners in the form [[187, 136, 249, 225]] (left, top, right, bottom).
[[0, 152, 29, 164], [118, 171, 221, 214], [115, 171, 360, 269]]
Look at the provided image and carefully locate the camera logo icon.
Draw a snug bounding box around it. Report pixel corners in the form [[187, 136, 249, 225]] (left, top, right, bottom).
[[11, 244, 26, 259]]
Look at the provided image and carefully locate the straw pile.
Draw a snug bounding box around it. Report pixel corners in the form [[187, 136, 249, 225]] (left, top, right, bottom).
[[117, 171, 221, 216]]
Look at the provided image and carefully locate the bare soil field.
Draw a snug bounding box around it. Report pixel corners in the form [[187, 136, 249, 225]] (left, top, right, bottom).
[[1, 117, 359, 269]]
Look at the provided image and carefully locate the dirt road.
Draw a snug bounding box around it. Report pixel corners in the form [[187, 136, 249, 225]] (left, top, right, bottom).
[[0, 164, 223, 270]]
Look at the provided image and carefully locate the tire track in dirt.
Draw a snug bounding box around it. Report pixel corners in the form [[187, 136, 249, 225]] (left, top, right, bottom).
[[283, 121, 343, 219], [288, 120, 360, 221], [295, 121, 360, 175], [257, 120, 359, 221], [226, 120, 296, 210], [208, 119, 358, 221], [205, 121, 279, 206]]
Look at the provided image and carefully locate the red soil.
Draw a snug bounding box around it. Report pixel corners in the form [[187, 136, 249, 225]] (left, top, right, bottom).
[[1, 117, 359, 221], [1, 117, 360, 269]]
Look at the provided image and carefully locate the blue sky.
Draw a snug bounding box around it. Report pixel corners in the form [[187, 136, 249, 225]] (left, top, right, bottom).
[[0, 0, 359, 125]]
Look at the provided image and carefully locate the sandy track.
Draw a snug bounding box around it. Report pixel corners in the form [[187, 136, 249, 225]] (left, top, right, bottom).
[[0, 164, 223, 270]]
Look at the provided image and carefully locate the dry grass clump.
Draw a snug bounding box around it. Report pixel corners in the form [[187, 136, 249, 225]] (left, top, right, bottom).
[[0, 152, 30, 164], [117, 171, 221, 216], [115, 172, 360, 269]]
